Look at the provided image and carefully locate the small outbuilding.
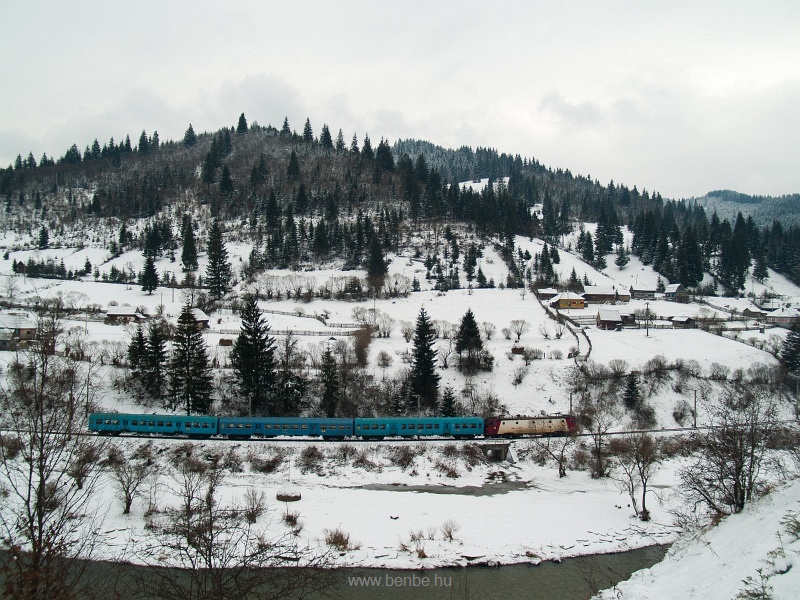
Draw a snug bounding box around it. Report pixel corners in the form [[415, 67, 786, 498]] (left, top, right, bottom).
[[671, 315, 696, 329], [596, 308, 623, 330], [191, 308, 210, 329], [536, 288, 559, 301], [631, 286, 657, 300]]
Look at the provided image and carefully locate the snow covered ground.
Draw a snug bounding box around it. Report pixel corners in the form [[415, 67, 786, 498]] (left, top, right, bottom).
[[596, 477, 800, 600]]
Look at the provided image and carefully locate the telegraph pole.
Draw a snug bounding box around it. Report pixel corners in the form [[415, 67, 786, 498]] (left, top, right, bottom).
[[645, 301, 650, 337]]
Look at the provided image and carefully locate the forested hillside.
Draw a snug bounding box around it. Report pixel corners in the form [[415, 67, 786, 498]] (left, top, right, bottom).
[[1, 113, 799, 293]]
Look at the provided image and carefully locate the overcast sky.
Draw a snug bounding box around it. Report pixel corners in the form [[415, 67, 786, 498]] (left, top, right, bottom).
[[2, 1, 798, 199]]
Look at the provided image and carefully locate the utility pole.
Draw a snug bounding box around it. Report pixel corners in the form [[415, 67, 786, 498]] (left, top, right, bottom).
[[645, 301, 650, 337]]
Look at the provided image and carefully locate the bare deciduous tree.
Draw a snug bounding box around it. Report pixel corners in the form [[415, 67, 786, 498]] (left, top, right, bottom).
[[510, 319, 531, 342], [609, 433, 661, 521], [481, 322, 496, 341], [0, 300, 107, 599], [138, 448, 335, 599], [537, 323, 551, 340], [399, 320, 414, 343], [530, 435, 576, 478], [678, 388, 778, 517]]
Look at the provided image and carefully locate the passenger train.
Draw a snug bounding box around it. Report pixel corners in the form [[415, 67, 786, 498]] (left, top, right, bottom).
[[88, 413, 578, 440]]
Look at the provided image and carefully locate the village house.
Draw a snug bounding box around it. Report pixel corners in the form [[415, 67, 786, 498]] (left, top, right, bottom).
[[549, 292, 586, 310], [191, 308, 210, 329], [535, 288, 559, 301], [631, 286, 657, 300], [764, 307, 800, 328], [0, 312, 37, 349], [665, 283, 687, 302], [596, 308, 623, 330], [105, 305, 147, 324], [583, 285, 631, 304]]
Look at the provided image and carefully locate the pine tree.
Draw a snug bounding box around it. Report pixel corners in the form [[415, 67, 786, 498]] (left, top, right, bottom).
[[137, 130, 149, 155], [206, 219, 232, 300], [361, 134, 374, 161], [180, 215, 198, 271], [141, 255, 159, 294], [287, 150, 301, 181], [302, 118, 314, 143], [38, 226, 49, 249], [127, 324, 147, 377], [410, 308, 440, 411], [280, 117, 291, 137], [230, 295, 277, 415], [623, 372, 641, 410], [335, 129, 346, 152], [236, 112, 248, 134], [219, 165, 234, 195], [145, 320, 169, 400], [615, 245, 630, 268], [781, 322, 800, 374], [320, 124, 333, 149], [170, 304, 213, 415], [439, 386, 458, 417], [319, 347, 339, 418], [365, 235, 387, 293], [183, 124, 197, 147], [455, 308, 483, 374]]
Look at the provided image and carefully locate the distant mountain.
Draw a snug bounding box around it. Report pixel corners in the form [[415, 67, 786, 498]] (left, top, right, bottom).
[[693, 189, 800, 227]]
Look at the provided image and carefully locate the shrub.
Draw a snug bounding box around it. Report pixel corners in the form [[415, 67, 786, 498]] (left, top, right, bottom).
[[325, 527, 359, 551], [298, 445, 325, 473], [390, 445, 422, 470], [0, 435, 22, 460], [441, 519, 460, 542], [549, 349, 563, 360], [243, 488, 266, 523], [251, 451, 285, 474]]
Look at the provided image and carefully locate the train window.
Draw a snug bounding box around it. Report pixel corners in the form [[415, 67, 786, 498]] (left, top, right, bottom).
[[149, 421, 156, 426], [95, 419, 103, 425], [104, 419, 111, 424], [292, 425, 298, 430], [283, 425, 289, 430], [435, 424, 439, 429], [130, 420, 138, 426], [202, 423, 209, 428], [401, 424, 407, 429], [380, 424, 386, 429], [339, 425, 346, 430], [426, 424, 432, 429], [245, 424, 252, 429], [301, 425, 308, 430], [166, 422, 172, 427], [185, 423, 192, 428], [408, 424, 416, 430], [454, 424, 460, 429], [157, 421, 164, 427], [236, 424, 243, 429], [321, 426, 328, 431], [371, 425, 379, 430], [112, 420, 119, 425]]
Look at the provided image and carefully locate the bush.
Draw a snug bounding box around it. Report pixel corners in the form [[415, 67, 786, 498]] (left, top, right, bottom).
[[243, 488, 266, 523], [441, 519, 460, 542], [0, 435, 22, 460], [672, 399, 693, 426], [325, 527, 359, 551], [298, 445, 325, 473], [549, 349, 563, 360], [251, 451, 285, 474], [390, 445, 422, 470]]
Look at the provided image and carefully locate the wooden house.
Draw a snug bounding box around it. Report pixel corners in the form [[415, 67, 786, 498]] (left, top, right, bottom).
[[671, 315, 696, 329], [596, 308, 623, 330], [105, 306, 147, 324], [549, 292, 585, 310], [631, 286, 657, 300], [665, 283, 687, 302]]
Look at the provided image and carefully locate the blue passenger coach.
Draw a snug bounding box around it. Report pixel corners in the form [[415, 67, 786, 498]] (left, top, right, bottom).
[[219, 417, 353, 439], [354, 417, 483, 439], [88, 413, 219, 437]]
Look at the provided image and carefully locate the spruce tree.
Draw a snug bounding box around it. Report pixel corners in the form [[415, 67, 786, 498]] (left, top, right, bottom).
[[320, 124, 333, 149], [302, 118, 314, 143], [183, 124, 197, 147], [141, 255, 159, 294], [230, 295, 277, 415], [320, 347, 339, 418], [180, 216, 198, 271], [206, 219, 232, 300], [365, 235, 387, 294], [127, 324, 147, 377], [287, 150, 301, 181], [439, 386, 458, 417], [623, 372, 641, 411], [38, 226, 49, 249], [781, 322, 800, 374], [410, 307, 440, 411], [169, 304, 213, 415], [615, 245, 630, 269], [455, 308, 483, 374], [236, 112, 248, 134], [145, 320, 169, 400]]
